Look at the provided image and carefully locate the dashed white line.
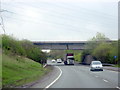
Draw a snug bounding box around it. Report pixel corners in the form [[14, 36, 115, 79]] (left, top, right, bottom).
[[103, 79, 108, 83], [95, 75, 98, 78], [109, 71, 118, 73], [116, 86, 120, 90], [44, 66, 62, 89]]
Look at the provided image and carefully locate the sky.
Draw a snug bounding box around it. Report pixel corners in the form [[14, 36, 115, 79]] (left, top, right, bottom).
[[0, 0, 119, 41]]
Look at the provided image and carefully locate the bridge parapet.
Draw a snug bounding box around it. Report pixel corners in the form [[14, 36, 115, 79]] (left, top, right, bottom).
[[33, 40, 114, 50], [33, 41, 87, 50]]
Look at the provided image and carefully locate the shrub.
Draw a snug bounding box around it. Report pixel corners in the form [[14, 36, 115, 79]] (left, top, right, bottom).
[[2, 35, 47, 64]]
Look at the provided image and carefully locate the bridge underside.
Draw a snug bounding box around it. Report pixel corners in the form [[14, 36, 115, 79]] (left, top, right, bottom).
[[33, 42, 87, 50]]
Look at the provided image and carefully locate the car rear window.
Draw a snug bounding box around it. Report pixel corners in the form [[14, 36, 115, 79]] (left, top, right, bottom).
[[92, 61, 101, 65]]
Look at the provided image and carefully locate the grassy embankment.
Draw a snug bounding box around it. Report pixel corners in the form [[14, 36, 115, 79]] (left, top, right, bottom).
[[1, 34, 50, 88], [114, 64, 120, 68], [2, 54, 50, 88], [0, 53, 2, 88]]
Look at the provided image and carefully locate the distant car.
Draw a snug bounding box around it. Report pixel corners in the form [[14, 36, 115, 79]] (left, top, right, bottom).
[[52, 59, 56, 63], [90, 61, 103, 71], [57, 59, 62, 63]]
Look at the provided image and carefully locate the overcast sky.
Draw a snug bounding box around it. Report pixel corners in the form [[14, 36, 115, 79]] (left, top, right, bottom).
[[0, 0, 119, 41]]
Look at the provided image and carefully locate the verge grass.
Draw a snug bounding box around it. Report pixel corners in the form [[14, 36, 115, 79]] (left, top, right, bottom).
[[114, 64, 120, 68], [0, 53, 2, 89], [2, 54, 48, 88]]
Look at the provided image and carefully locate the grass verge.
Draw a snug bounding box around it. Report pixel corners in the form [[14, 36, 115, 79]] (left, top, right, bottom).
[[114, 64, 120, 68], [0, 53, 2, 89], [2, 54, 49, 88]]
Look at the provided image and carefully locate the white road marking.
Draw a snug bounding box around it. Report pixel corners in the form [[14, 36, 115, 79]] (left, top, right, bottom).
[[116, 86, 120, 90], [43, 64, 47, 68], [109, 70, 118, 73], [103, 79, 108, 83], [95, 75, 98, 77], [44, 66, 62, 89]]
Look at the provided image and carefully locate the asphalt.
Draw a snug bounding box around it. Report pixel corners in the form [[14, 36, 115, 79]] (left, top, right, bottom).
[[30, 65, 60, 88], [28, 60, 119, 89]]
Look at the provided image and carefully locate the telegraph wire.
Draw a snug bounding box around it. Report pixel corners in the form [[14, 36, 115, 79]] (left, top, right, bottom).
[[2, 1, 117, 34], [0, 0, 5, 34]]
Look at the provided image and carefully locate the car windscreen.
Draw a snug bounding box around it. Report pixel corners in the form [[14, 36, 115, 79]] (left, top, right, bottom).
[[92, 62, 101, 65]]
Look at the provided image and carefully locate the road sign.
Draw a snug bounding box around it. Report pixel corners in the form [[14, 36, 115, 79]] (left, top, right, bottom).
[[114, 56, 117, 59]]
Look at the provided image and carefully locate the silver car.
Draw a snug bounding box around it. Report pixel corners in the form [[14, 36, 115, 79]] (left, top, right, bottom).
[[90, 61, 103, 71]]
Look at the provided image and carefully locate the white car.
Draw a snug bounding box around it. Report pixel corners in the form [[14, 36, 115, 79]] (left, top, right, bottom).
[[57, 59, 62, 63], [52, 59, 56, 63], [90, 61, 103, 71]]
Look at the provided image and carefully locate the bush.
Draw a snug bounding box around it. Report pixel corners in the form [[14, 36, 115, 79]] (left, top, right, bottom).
[[2, 35, 47, 64], [2, 35, 26, 56], [92, 42, 118, 64], [74, 53, 82, 62]]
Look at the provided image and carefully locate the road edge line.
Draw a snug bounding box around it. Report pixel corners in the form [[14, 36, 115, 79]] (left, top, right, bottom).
[[44, 66, 62, 89], [116, 86, 120, 90], [43, 64, 47, 68]]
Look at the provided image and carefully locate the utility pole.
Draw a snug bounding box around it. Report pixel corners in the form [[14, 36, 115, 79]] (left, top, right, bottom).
[[0, 0, 6, 34]]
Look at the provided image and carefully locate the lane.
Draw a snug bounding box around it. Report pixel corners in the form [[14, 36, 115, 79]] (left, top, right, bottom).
[[76, 65, 119, 87], [30, 60, 61, 88], [48, 61, 119, 88]]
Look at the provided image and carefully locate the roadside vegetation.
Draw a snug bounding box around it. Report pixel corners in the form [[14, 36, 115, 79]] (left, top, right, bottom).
[[81, 32, 119, 65], [0, 52, 2, 89], [2, 34, 49, 88], [49, 50, 82, 63], [0, 35, 2, 89], [65, 50, 82, 62], [2, 35, 47, 64], [49, 32, 119, 66], [2, 54, 49, 88]]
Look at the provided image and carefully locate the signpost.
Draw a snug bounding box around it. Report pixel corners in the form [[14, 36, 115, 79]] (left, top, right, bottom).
[[114, 56, 117, 64]]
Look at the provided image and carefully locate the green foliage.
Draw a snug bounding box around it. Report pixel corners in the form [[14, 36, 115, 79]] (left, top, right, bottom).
[[89, 32, 110, 41], [49, 50, 66, 59], [49, 50, 82, 63], [92, 43, 111, 63], [65, 50, 82, 62], [91, 42, 118, 64], [85, 32, 110, 50], [2, 35, 26, 56], [2, 35, 47, 64], [0, 35, 1, 88], [82, 32, 118, 64], [74, 53, 82, 62]]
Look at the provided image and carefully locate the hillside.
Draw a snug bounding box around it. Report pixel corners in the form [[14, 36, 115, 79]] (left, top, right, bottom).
[[2, 54, 49, 88], [0, 53, 2, 89]]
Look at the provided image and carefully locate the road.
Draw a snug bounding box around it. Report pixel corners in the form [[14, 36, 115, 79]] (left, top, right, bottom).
[[49, 59, 118, 88], [47, 60, 119, 89]]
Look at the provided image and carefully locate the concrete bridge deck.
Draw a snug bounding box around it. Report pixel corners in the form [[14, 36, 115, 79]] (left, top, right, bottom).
[[33, 40, 114, 50]]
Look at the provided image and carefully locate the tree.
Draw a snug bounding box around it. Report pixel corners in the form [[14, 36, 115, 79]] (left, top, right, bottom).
[[86, 32, 110, 50], [81, 32, 114, 64], [49, 50, 66, 59], [92, 43, 112, 63]]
